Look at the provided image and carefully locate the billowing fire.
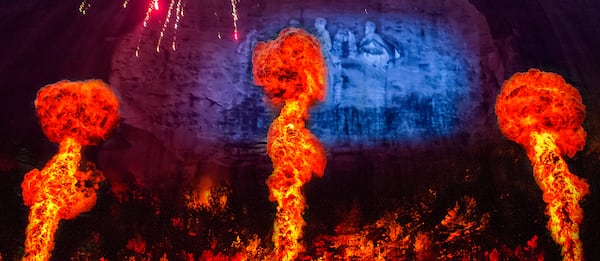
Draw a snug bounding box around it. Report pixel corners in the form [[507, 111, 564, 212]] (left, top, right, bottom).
[[252, 27, 327, 261], [495, 69, 589, 260], [21, 80, 119, 261]]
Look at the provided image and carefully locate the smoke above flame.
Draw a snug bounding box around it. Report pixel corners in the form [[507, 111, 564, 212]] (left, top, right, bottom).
[[252, 28, 327, 261], [21, 80, 119, 261], [495, 69, 589, 261]]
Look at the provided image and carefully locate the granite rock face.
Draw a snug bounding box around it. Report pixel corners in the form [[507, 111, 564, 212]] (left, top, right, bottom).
[[108, 0, 500, 180]]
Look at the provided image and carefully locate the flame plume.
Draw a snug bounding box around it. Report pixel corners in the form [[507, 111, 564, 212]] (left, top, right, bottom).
[[252, 28, 327, 261], [495, 69, 589, 261], [21, 80, 119, 261]]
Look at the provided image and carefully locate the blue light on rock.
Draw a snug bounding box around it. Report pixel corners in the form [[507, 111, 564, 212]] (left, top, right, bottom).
[[305, 16, 477, 146], [223, 14, 481, 147], [112, 1, 487, 151]]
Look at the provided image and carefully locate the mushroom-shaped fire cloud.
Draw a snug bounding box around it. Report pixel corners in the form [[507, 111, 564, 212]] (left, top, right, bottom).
[[21, 80, 119, 261], [495, 69, 589, 261], [252, 28, 327, 261]]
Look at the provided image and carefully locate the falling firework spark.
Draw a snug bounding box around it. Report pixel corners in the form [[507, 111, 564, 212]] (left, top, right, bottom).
[[252, 28, 327, 261], [231, 0, 240, 40], [78, 0, 91, 14], [495, 69, 589, 261], [171, 0, 183, 50], [135, 0, 160, 57], [21, 80, 120, 261], [144, 0, 159, 27], [157, 0, 176, 52], [132, 0, 185, 56]]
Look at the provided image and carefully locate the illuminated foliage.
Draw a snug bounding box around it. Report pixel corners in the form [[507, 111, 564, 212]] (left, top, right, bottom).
[[252, 28, 327, 261], [486, 235, 545, 261], [436, 196, 490, 259], [40, 184, 548, 260], [495, 69, 589, 261], [310, 193, 496, 260], [185, 178, 229, 211]]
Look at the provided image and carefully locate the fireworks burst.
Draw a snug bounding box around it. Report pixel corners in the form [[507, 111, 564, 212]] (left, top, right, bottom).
[[78, 0, 184, 57], [495, 69, 589, 261], [136, 0, 185, 57], [252, 28, 327, 261], [21, 80, 120, 261]]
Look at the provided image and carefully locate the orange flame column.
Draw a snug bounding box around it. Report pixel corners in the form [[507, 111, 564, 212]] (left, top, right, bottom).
[[21, 80, 120, 261], [252, 28, 327, 261], [530, 132, 588, 261], [495, 69, 589, 261]]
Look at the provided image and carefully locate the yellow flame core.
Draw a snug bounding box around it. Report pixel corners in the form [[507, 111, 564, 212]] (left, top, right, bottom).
[[266, 101, 326, 261], [530, 132, 589, 261], [22, 138, 96, 261]]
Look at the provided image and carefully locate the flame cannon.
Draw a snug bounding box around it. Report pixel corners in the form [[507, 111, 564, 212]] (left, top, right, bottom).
[[21, 80, 119, 261], [495, 69, 589, 261], [252, 28, 327, 261]]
